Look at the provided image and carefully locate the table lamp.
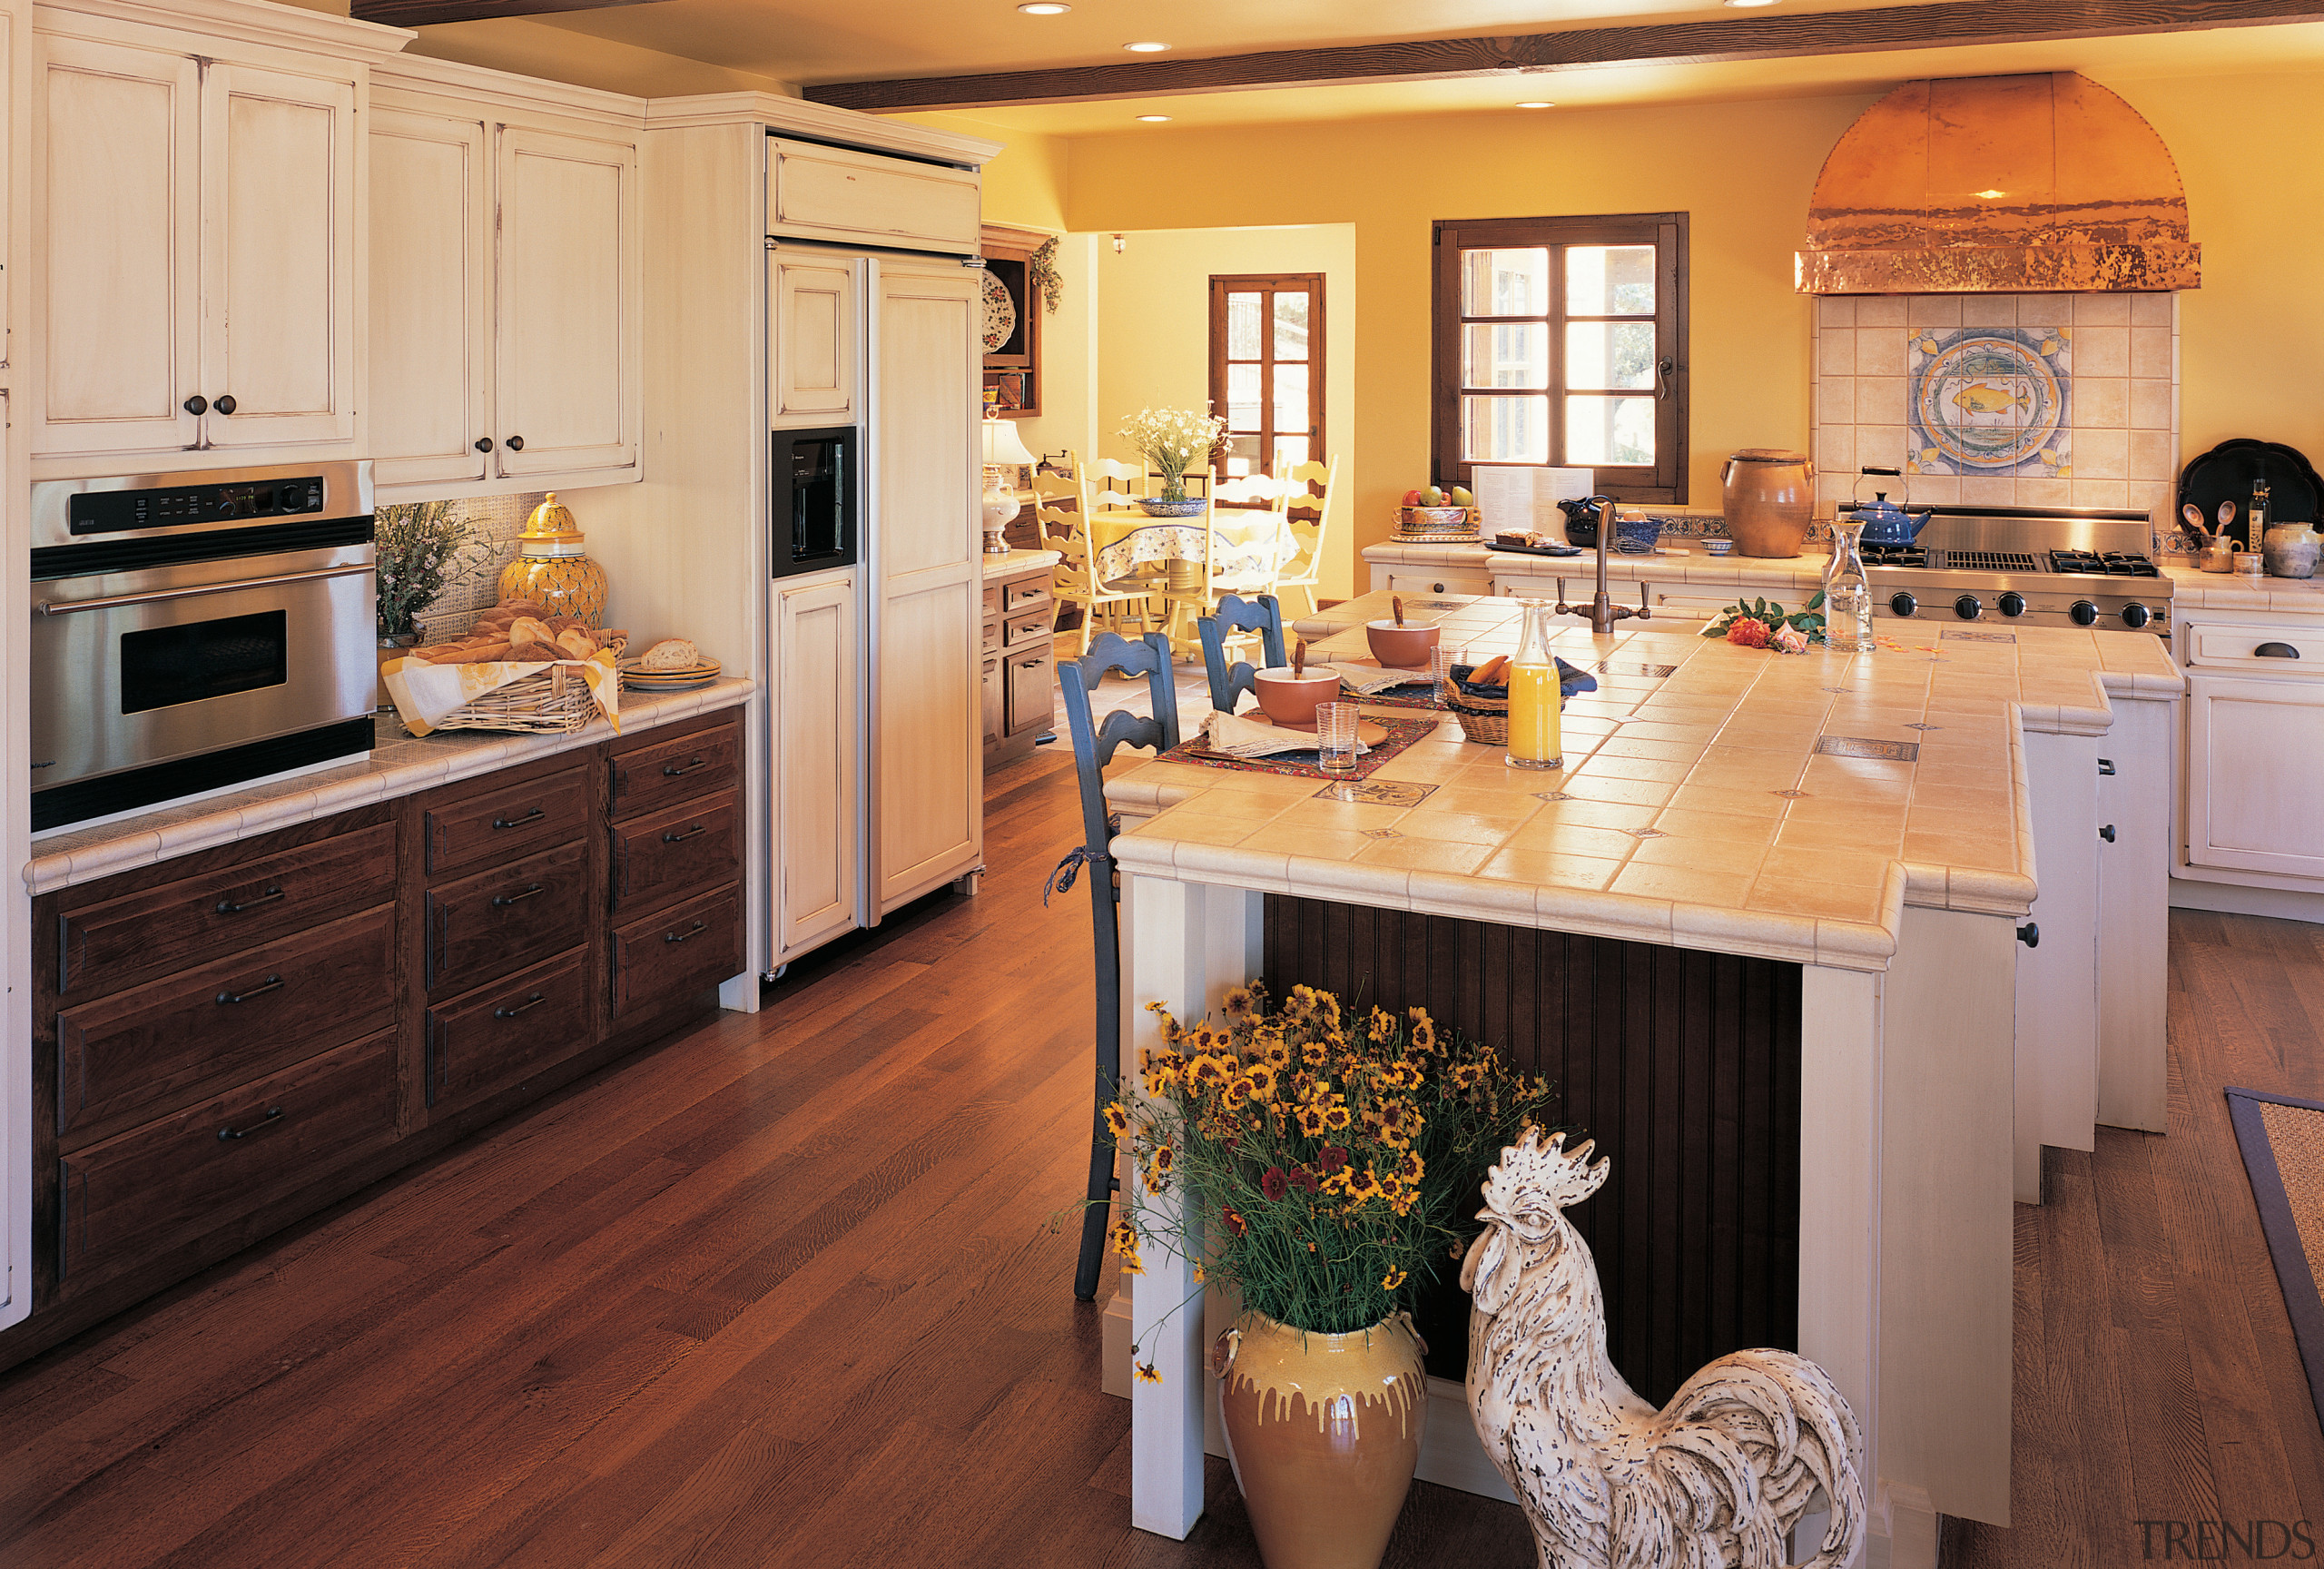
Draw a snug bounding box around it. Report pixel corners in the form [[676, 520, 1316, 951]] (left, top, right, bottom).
[[981, 417, 1036, 557]]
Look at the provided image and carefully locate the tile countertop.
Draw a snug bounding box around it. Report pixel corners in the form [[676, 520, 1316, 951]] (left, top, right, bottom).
[[2162, 558, 2324, 611], [984, 548, 1060, 577], [1108, 593, 2183, 973], [24, 676, 757, 897]]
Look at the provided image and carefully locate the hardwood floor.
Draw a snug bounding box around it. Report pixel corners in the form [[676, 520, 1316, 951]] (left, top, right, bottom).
[[3, 710, 2319, 1567]]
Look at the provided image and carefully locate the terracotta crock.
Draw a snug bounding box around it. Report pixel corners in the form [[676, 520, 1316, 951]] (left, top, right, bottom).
[[1213, 1310, 1427, 1569], [1253, 667, 1342, 728], [1720, 449, 1815, 558]]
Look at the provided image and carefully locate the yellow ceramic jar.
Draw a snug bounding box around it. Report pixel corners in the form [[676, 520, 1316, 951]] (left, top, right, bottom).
[[497, 492, 609, 626]]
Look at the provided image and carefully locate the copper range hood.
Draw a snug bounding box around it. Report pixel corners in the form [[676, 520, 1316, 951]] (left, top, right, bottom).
[[1797, 72, 2201, 295]]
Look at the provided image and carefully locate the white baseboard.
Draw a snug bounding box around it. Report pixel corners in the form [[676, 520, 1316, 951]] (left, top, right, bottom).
[[2169, 875, 2324, 923]]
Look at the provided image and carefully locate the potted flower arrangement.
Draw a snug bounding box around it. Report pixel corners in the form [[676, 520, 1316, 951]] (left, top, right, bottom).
[[1118, 405, 1230, 516], [1108, 980, 1555, 1569], [374, 499, 489, 708]]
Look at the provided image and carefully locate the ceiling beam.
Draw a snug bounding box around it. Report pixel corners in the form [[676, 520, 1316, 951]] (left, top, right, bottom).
[[802, 0, 2324, 113], [350, 0, 661, 29]]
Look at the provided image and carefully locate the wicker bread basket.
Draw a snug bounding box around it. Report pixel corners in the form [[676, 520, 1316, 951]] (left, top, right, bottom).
[[431, 644, 624, 735], [1439, 676, 1510, 745]]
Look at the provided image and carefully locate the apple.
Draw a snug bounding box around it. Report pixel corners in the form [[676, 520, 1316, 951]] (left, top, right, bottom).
[[1401, 488, 1423, 507], [1449, 486, 1473, 507]]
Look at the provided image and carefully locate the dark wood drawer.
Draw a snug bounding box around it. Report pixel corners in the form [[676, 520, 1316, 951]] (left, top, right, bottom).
[[425, 947, 592, 1112], [56, 905, 397, 1145], [610, 797, 740, 917], [58, 823, 397, 1002], [1006, 645, 1054, 740], [423, 765, 591, 881], [58, 1030, 399, 1293], [608, 723, 740, 824], [609, 884, 741, 1022], [424, 839, 590, 996], [1003, 577, 1050, 613], [1003, 608, 1050, 648]]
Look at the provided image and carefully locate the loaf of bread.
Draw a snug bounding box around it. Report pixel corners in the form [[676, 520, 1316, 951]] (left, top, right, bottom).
[[507, 617, 555, 648], [1495, 530, 1534, 548], [555, 627, 597, 661], [634, 638, 700, 671]]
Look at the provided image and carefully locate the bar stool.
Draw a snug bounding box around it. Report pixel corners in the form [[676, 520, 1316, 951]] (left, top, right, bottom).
[[1052, 631, 1181, 1301], [1195, 593, 1288, 719]]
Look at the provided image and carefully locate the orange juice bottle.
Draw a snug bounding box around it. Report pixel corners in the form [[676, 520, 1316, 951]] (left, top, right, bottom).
[[1506, 600, 1563, 770]]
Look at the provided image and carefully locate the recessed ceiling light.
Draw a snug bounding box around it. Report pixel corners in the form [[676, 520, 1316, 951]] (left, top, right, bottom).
[[1017, 2, 1069, 12], [1516, 101, 1555, 109], [1723, 0, 1779, 7], [1124, 41, 1169, 52], [1135, 114, 1172, 122]]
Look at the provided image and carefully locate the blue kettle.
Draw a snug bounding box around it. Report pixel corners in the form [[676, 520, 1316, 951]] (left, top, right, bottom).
[[1842, 466, 1934, 546]]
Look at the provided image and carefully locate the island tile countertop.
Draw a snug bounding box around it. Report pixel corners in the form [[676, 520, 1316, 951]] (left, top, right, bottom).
[[1109, 593, 2181, 972], [25, 676, 756, 896], [984, 547, 1060, 577]]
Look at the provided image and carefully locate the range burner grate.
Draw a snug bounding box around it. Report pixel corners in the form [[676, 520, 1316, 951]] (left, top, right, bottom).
[[1938, 549, 2043, 572], [1861, 545, 1928, 567], [2048, 548, 2161, 577]]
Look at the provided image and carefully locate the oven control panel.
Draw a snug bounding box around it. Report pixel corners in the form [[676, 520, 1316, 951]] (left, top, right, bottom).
[[69, 475, 326, 536]]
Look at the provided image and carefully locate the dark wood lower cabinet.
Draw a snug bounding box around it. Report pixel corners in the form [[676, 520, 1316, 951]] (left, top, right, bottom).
[[5, 705, 747, 1374]]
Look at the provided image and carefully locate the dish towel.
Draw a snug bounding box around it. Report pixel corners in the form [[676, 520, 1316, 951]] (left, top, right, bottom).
[[1198, 711, 1370, 759], [1313, 661, 1431, 695]]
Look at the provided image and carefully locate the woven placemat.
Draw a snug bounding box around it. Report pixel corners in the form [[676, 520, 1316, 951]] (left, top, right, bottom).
[[1159, 714, 1441, 782], [2228, 1086, 2324, 1430]]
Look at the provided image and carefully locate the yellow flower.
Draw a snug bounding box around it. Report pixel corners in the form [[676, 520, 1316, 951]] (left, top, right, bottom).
[[1103, 1100, 1131, 1140], [1136, 1361, 1162, 1384], [1295, 1103, 1329, 1137], [1451, 1061, 1485, 1091], [1223, 985, 1256, 1021], [1381, 1268, 1407, 1291], [1187, 1053, 1230, 1089], [1300, 1039, 1332, 1068], [1407, 1010, 1438, 1053], [1244, 1061, 1279, 1101], [1323, 1103, 1352, 1133], [1366, 1007, 1395, 1044], [1221, 1076, 1252, 1111]]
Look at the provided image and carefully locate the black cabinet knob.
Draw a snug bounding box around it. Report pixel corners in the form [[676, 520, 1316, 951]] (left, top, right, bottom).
[[2100, 824, 2117, 843], [2017, 923, 2040, 948], [506, 435, 525, 451], [2069, 600, 2099, 627], [213, 394, 236, 415], [1998, 591, 2026, 617], [475, 437, 495, 453], [182, 394, 208, 416], [1954, 595, 1982, 620]]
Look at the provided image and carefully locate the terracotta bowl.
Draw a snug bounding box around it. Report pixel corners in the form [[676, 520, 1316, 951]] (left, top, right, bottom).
[[1252, 666, 1342, 728], [1366, 620, 1439, 669]]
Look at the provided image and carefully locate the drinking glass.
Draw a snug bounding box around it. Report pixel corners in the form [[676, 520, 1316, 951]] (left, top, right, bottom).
[[1430, 644, 1468, 709], [1315, 702, 1362, 775]]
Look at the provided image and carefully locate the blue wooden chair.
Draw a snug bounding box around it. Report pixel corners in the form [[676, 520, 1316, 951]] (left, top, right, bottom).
[[1194, 593, 1287, 720], [1051, 631, 1181, 1301]]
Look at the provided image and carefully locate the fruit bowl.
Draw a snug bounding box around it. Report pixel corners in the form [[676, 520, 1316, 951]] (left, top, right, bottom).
[[1399, 506, 1475, 534]]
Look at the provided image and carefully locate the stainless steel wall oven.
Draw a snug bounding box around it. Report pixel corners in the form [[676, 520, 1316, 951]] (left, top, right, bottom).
[[29, 460, 378, 831]]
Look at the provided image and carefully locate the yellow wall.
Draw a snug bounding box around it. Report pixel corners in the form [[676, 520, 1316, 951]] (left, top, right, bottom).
[[908, 113, 1069, 233], [1060, 67, 2324, 582]]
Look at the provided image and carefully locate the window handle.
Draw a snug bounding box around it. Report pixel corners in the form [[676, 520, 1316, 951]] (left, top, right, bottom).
[[1656, 356, 1675, 401]]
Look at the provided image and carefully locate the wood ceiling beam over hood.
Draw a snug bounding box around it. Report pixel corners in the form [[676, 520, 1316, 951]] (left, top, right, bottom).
[[803, 0, 2324, 113]]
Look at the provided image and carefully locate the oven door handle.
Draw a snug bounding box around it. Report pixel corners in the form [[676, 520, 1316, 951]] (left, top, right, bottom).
[[35, 563, 373, 617]]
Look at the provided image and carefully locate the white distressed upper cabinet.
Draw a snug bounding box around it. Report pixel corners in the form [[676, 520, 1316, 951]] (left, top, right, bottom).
[[2186, 672, 2324, 879], [872, 261, 980, 913], [770, 250, 856, 426], [768, 137, 980, 255], [773, 571, 860, 958], [369, 107, 490, 487], [495, 126, 637, 478], [34, 36, 356, 459]]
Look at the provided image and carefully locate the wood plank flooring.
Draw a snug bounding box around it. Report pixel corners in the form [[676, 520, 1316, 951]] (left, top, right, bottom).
[[4, 704, 2319, 1567]]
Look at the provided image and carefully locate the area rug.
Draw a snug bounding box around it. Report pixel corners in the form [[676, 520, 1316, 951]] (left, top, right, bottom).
[[2226, 1086, 2324, 1427]]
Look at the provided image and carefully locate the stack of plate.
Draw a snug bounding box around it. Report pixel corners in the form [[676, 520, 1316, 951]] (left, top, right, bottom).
[[619, 655, 722, 694]]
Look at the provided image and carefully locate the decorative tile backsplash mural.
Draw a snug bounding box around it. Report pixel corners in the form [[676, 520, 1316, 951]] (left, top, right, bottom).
[[1811, 292, 2177, 522], [376, 491, 547, 644]]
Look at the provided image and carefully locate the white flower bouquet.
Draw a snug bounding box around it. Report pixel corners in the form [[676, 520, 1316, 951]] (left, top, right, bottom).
[[375, 500, 489, 638], [1118, 406, 1231, 503]]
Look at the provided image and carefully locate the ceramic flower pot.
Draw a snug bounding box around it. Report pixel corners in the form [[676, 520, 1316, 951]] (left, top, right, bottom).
[[1137, 496, 1207, 518], [1252, 667, 1342, 728], [1213, 1310, 1427, 1569], [2263, 524, 2320, 579]]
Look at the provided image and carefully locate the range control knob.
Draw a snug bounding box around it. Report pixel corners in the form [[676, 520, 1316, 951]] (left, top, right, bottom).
[[1889, 590, 1919, 617], [2069, 599, 2100, 627], [2122, 602, 2152, 630], [1954, 594, 1983, 620], [1998, 591, 2027, 617]]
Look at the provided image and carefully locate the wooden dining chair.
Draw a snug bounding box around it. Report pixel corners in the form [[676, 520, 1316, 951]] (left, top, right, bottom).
[[1270, 455, 1340, 621], [1053, 631, 1181, 1302], [1078, 458, 1147, 516], [1196, 593, 1288, 718], [1039, 502, 1156, 656]]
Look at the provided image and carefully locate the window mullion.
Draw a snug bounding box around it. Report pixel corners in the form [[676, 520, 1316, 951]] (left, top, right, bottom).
[[1548, 242, 1567, 469]]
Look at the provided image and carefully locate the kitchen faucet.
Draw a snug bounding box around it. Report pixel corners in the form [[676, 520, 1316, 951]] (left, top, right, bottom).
[[1554, 494, 1652, 635]]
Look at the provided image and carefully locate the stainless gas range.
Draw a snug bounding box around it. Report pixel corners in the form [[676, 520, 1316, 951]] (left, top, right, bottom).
[[1862, 506, 2172, 635]]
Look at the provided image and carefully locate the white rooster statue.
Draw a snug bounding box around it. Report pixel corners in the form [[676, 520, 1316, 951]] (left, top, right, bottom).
[[1461, 1129, 1866, 1569]]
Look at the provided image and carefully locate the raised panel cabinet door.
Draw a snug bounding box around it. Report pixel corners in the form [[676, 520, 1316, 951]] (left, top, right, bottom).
[[32, 34, 202, 457], [767, 138, 980, 254], [774, 573, 859, 957], [494, 125, 638, 479], [771, 252, 857, 426], [2187, 675, 2324, 879], [369, 107, 489, 486], [872, 262, 980, 911], [200, 61, 358, 449]]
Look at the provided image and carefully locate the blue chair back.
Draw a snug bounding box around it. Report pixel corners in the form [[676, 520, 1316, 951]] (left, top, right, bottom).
[[1056, 631, 1180, 855], [1195, 593, 1287, 718]]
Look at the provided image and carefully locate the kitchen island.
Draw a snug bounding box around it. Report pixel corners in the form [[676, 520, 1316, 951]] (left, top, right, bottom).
[[1102, 592, 2180, 1566]]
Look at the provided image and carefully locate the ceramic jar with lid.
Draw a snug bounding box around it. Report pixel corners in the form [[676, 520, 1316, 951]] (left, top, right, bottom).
[[2263, 523, 2321, 579], [1719, 449, 1814, 558], [497, 492, 610, 626]]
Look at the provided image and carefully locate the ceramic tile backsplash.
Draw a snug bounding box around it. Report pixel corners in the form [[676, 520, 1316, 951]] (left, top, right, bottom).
[[1811, 293, 2179, 524], [378, 492, 547, 644]]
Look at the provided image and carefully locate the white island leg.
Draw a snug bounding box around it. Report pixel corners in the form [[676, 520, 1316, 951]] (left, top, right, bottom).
[[1123, 871, 1262, 1539]]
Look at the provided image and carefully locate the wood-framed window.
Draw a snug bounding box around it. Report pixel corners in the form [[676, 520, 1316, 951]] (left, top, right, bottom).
[[1432, 212, 1689, 504], [1208, 273, 1324, 478]]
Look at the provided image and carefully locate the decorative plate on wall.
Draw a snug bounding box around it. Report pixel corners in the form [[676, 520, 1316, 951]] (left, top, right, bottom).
[[980, 271, 1019, 354], [1910, 331, 2065, 472]]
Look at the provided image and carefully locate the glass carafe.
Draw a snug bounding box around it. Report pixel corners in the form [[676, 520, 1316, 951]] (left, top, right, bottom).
[[1823, 517, 1875, 655], [1506, 599, 1563, 770]]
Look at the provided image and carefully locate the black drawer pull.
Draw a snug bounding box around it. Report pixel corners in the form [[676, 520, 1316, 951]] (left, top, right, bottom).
[[2017, 923, 2040, 949], [218, 1106, 283, 1141], [216, 975, 283, 1005], [492, 807, 545, 830], [664, 920, 709, 945], [495, 992, 547, 1020], [2098, 758, 2116, 775], [2099, 824, 2117, 843], [491, 883, 545, 907], [215, 884, 283, 915], [662, 824, 707, 844], [662, 755, 708, 777], [2257, 641, 2302, 659]]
